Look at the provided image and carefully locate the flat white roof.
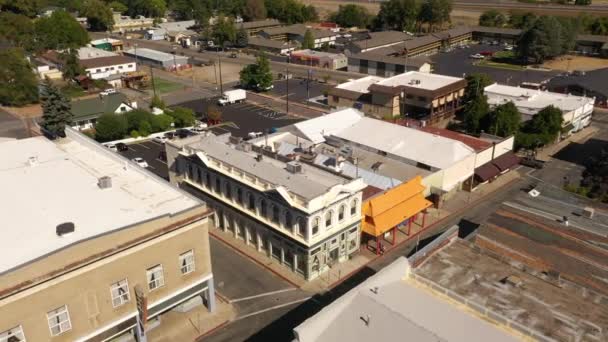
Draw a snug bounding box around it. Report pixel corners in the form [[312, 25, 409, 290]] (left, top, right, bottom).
[[90, 38, 121, 45], [294, 258, 520, 342], [78, 46, 118, 60], [283, 108, 365, 144], [484, 83, 595, 114], [123, 47, 180, 62], [336, 76, 385, 94], [377, 71, 463, 90], [0, 134, 199, 274]]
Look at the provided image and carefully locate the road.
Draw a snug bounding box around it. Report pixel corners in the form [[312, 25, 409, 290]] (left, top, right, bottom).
[[0, 109, 32, 139]]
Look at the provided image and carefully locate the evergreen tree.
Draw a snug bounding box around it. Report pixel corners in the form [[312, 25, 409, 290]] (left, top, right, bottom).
[[302, 29, 315, 49], [487, 101, 521, 137], [463, 95, 490, 134], [236, 26, 248, 47], [0, 48, 38, 106], [40, 78, 73, 136]]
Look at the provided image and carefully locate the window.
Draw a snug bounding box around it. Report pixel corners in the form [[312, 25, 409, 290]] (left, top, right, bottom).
[[285, 211, 293, 229], [110, 279, 130, 308], [205, 172, 211, 188], [1, 326, 26, 342], [297, 217, 306, 236], [338, 204, 346, 221], [406, 94, 414, 99], [225, 182, 232, 199], [350, 199, 358, 216], [325, 211, 333, 228], [248, 192, 255, 210], [417, 96, 426, 102], [146, 264, 165, 290], [214, 177, 221, 193], [96, 68, 101, 72], [272, 205, 280, 223], [312, 217, 320, 235], [332, 95, 339, 103], [179, 250, 195, 275], [47, 305, 71, 336], [118, 65, 123, 69], [259, 199, 267, 217], [236, 187, 243, 205]]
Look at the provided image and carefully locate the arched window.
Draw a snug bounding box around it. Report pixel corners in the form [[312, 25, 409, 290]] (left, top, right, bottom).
[[312, 217, 320, 235], [236, 187, 243, 205], [225, 181, 231, 199], [338, 204, 346, 221], [297, 217, 306, 236], [325, 210, 333, 228], [285, 211, 293, 229], [350, 199, 358, 216], [247, 192, 255, 210], [259, 199, 267, 217], [271, 204, 280, 223]]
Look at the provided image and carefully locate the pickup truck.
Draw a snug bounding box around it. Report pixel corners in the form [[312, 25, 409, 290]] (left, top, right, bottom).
[[218, 89, 246, 106]]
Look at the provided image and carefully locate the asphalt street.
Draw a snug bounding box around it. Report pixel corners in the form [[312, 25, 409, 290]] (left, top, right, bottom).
[[117, 140, 169, 180], [0, 110, 29, 139], [270, 79, 329, 105], [431, 44, 559, 84]]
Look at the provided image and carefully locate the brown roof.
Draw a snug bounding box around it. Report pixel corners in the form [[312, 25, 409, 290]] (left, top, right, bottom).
[[431, 26, 472, 40], [401, 35, 441, 51], [262, 24, 337, 39], [491, 151, 519, 171], [474, 162, 500, 182], [419, 127, 491, 152], [471, 26, 522, 36], [239, 19, 281, 30], [248, 37, 297, 49], [351, 52, 430, 68], [327, 87, 371, 101], [362, 185, 384, 201], [79, 55, 135, 69], [353, 31, 412, 50]]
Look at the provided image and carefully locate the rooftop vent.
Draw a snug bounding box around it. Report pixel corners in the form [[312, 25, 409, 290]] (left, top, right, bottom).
[[370, 286, 379, 294], [98, 176, 112, 189], [286, 161, 302, 174], [56, 222, 75, 237], [409, 79, 421, 85], [360, 315, 371, 326], [255, 153, 263, 162], [27, 156, 38, 167]]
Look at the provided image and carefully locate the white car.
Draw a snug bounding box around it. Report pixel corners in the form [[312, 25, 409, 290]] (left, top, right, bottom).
[[153, 136, 168, 144], [191, 126, 206, 133], [469, 53, 485, 59], [132, 157, 148, 168], [104, 143, 117, 152], [100, 89, 117, 96], [504, 45, 514, 51], [247, 132, 263, 139]]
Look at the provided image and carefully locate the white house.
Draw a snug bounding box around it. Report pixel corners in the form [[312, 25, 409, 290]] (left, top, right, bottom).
[[70, 93, 136, 131], [80, 55, 137, 80]]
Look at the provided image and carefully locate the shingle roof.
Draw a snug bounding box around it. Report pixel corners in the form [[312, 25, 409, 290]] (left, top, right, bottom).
[[79, 55, 135, 69], [248, 37, 297, 49], [353, 31, 412, 50], [239, 19, 281, 30], [70, 93, 130, 120]]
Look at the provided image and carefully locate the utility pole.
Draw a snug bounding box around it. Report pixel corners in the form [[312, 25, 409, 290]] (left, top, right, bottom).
[[217, 44, 224, 94], [286, 55, 289, 115], [149, 66, 157, 98]]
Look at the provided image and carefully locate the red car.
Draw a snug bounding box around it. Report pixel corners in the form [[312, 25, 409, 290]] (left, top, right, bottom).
[[480, 51, 494, 57]]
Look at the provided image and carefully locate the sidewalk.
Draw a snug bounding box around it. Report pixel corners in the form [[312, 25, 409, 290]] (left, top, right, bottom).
[[147, 297, 235, 342], [210, 168, 523, 293]]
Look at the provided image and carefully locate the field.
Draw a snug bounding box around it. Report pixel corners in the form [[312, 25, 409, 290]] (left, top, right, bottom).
[[542, 55, 608, 71], [152, 77, 184, 94], [176, 63, 243, 85]]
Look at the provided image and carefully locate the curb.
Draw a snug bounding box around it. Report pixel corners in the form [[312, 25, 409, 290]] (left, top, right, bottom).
[[327, 175, 522, 290], [195, 320, 230, 341], [210, 231, 302, 288]]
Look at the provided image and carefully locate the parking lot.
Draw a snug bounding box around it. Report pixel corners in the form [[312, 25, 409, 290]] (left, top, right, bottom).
[[174, 98, 303, 137], [117, 140, 169, 180], [269, 78, 329, 104], [431, 43, 560, 84]]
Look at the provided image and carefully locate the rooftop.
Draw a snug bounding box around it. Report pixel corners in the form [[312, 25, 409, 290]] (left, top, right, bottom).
[[90, 38, 122, 45], [419, 127, 492, 152], [123, 47, 181, 62], [334, 75, 384, 94], [0, 133, 200, 274], [79, 55, 135, 69], [548, 67, 608, 97], [418, 239, 608, 341], [352, 31, 412, 51], [158, 20, 195, 31], [376, 71, 464, 91], [248, 37, 297, 49], [238, 18, 281, 30], [70, 93, 130, 120], [262, 24, 337, 39], [291, 49, 344, 58], [351, 52, 431, 68], [484, 83, 595, 114], [77, 46, 118, 60], [294, 257, 522, 342]]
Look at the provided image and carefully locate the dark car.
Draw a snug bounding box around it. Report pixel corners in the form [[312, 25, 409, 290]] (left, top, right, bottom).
[[158, 150, 167, 162], [116, 142, 129, 152], [520, 157, 544, 169], [164, 131, 175, 139], [176, 129, 193, 138]]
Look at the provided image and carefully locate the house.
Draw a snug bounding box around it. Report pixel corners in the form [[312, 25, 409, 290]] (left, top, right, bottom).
[[166, 29, 197, 47], [0, 131, 216, 341], [237, 19, 282, 37], [32, 59, 63, 80], [346, 31, 413, 54], [111, 11, 154, 33], [90, 38, 124, 52], [79, 55, 137, 80], [248, 37, 297, 55], [289, 49, 348, 70], [328, 72, 467, 124], [123, 48, 189, 70], [77, 46, 119, 60], [166, 133, 367, 281], [484, 83, 595, 135], [259, 24, 338, 49], [70, 93, 136, 130]]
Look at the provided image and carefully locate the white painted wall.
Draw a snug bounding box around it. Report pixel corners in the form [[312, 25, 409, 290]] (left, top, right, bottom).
[[86, 62, 136, 80]]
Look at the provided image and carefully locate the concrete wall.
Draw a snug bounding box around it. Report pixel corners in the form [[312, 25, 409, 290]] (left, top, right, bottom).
[[86, 62, 136, 80], [441, 153, 476, 193], [474, 136, 514, 168]]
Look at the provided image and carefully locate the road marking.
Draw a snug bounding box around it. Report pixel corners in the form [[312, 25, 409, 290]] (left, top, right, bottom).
[[147, 165, 156, 170], [228, 288, 297, 303], [156, 159, 167, 165], [233, 297, 311, 321], [279, 93, 297, 99], [136, 143, 150, 150]]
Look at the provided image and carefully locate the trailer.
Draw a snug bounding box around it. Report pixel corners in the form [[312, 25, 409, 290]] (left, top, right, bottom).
[[218, 89, 246, 106]]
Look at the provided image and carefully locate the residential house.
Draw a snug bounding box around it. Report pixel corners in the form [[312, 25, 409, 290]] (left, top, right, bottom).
[[70, 93, 136, 130]]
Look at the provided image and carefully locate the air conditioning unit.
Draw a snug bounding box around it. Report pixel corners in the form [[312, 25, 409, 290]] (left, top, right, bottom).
[[286, 161, 302, 173]]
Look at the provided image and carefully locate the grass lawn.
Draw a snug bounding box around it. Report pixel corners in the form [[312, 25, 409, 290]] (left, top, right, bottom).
[[477, 60, 526, 71], [61, 84, 87, 99], [152, 77, 183, 94], [493, 50, 516, 59]]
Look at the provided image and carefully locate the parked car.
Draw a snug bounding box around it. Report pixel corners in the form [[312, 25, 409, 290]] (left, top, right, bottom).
[[164, 131, 175, 139], [520, 157, 544, 169], [480, 51, 494, 57], [116, 142, 129, 152], [229, 52, 237, 58], [105, 143, 117, 152], [247, 131, 263, 139], [469, 53, 485, 59], [153, 136, 168, 144], [191, 126, 207, 133], [176, 128, 193, 138], [255, 84, 274, 92], [100, 88, 117, 96], [132, 157, 148, 168], [503, 45, 514, 51]]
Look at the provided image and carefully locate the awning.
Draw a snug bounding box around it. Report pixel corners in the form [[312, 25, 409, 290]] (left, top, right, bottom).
[[491, 152, 520, 172], [474, 162, 501, 182]]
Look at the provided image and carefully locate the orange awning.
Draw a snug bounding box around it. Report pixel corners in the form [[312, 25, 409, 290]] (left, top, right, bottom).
[[362, 176, 432, 237]]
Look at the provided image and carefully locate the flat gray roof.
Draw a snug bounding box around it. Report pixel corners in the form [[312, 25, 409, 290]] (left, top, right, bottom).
[[123, 47, 187, 62]]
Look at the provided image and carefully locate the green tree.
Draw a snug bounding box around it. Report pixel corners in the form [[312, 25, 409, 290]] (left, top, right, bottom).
[[590, 17, 608, 35], [463, 95, 490, 134], [236, 26, 249, 47], [508, 12, 537, 29], [479, 10, 507, 27], [35, 10, 89, 50], [127, 0, 166, 18], [150, 94, 166, 109], [575, 0, 591, 5], [60, 49, 85, 80], [95, 113, 128, 142], [125, 109, 154, 133], [330, 4, 373, 28], [150, 113, 173, 131], [243, 0, 267, 21], [373, 0, 419, 32], [264, 0, 317, 24], [239, 53, 273, 90], [1, 0, 42, 17], [517, 16, 564, 63], [170, 0, 211, 25], [168, 106, 195, 127], [81, 0, 114, 32], [0, 12, 35, 51], [212, 16, 236, 46], [418, 0, 452, 32], [40, 79, 73, 136], [302, 29, 315, 49], [138, 120, 152, 136], [527, 105, 564, 142], [463, 73, 493, 103], [108, 1, 128, 13], [487, 101, 520, 137], [0, 48, 38, 106]]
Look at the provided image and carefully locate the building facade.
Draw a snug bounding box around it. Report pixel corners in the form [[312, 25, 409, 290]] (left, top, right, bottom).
[[290, 49, 348, 70], [0, 130, 216, 342], [167, 134, 366, 281], [80, 56, 137, 80]]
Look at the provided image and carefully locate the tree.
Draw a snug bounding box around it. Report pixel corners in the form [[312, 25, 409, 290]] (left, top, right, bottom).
[[517, 16, 564, 63], [508, 12, 537, 29], [150, 94, 166, 109], [212, 16, 236, 46], [418, 0, 452, 32], [150, 113, 173, 131], [330, 4, 373, 28], [125, 109, 155, 133], [575, 0, 591, 5], [236, 26, 249, 47], [168, 106, 196, 127], [519, 105, 564, 147], [207, 105, 222, 124], [487, 101, 520, 137], [60, 49, 85, 80], [265, 0, 317, 24], [479, 10, 507, 28], [95, 113, 128, 142], [1, 0, 42, 18], [0, 12, 35, 51], [590, 17, 608, 35], [240, 53, 273, 90], [81, 0, 114, 32], [463, 95, 490, 134], [373, 0, 419, 32], [126, 0, 167, 18], [463, 73, 493, 103], [0, 48, 38, 106], [302, 29, 315, 49], [108, 1, 128, 13], [40, 79, 73, 136], [35, 10, 89, 50], [170, 0, 211, 25], [243, 0, 267, 21]]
